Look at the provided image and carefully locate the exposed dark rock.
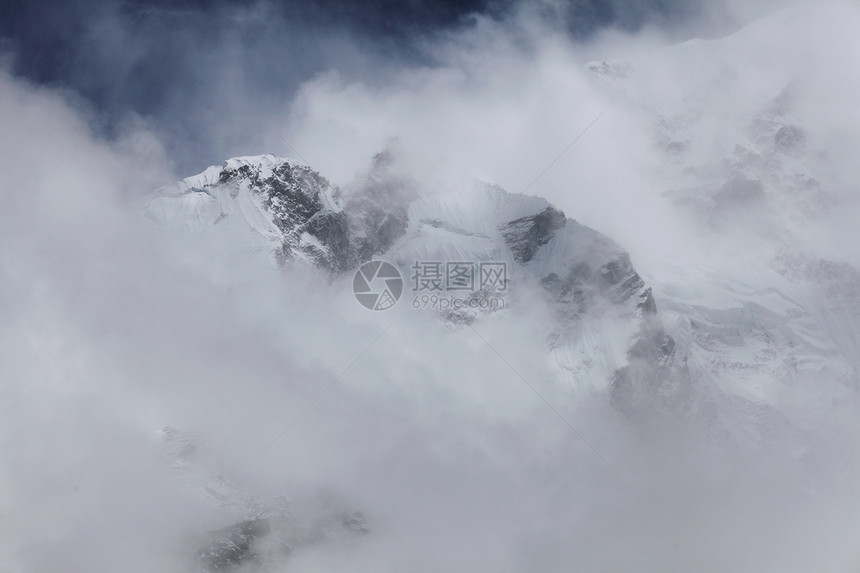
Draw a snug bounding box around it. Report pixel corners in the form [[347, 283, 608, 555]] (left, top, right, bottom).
[[204, 155, 412, 273], [628, 326, 675, 364], [539, 254, 653, 319], [540, 264, 589, 314], [199, 519, 272, 572], [599, 254, 648, 304], [637, 287, 658, 314], [610, 324, 680, 419], [500, 206, 567, 264], [342, 151, 413, 268]]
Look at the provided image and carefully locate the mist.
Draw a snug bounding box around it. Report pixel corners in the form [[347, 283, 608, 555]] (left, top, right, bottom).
[[2, 0, 860, 571]]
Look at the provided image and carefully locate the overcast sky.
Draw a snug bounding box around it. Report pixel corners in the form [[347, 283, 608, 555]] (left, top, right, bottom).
[[0, 0, 750, 174]]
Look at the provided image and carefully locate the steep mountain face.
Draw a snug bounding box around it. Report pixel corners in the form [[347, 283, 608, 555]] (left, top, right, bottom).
[[580, 7, 860, 447], [148, 143, 860, 444], [147, 153, 671, 394], [146, 153, 412, 272], [149, 154, 683, 569]]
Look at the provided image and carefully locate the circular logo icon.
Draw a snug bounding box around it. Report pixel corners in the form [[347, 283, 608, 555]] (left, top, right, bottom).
[[353, 260, 403, 311]]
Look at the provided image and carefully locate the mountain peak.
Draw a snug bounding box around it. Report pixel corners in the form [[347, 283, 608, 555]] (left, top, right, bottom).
[[147, 153, 668, 396]]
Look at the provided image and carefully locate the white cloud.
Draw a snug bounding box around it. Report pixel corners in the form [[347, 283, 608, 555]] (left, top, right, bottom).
[[1, 1, 860, 570]]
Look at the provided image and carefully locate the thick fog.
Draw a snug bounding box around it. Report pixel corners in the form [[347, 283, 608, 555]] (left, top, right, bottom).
[[1, 0, 859, 571]]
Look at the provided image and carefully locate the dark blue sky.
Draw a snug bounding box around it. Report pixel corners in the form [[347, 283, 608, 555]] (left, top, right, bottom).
[[1, 0, 711, 172]]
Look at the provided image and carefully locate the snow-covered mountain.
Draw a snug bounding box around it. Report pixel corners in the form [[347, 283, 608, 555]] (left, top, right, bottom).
[[146, 151, 670, 394], [142, 6, 860, 568], [583, 4, 860, 435], [146, 141, 860, 571], [147, 141, 859, 565], [147, 151, 686, 568], [149, 132, 860, 424]]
